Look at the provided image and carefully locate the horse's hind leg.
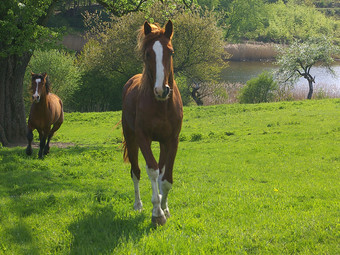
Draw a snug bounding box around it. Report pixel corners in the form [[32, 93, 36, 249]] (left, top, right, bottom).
[[130, 141, 143, 211], [44, 122, 62, 155], [26, 127, 33, 156], [123, 128, 143, 211]]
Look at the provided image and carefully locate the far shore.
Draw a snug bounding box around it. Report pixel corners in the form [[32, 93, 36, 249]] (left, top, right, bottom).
[[61, 33, 339, 61], [225, 42, 340, 61]]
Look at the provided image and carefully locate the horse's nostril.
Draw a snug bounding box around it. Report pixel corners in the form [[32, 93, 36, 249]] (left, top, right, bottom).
[[162, 86, 170, 98]]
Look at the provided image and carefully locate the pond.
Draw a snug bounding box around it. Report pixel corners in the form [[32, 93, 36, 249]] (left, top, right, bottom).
[[220, 61, 340, 89]]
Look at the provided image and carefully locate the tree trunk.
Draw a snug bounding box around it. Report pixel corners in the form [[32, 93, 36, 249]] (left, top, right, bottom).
[[307, 78, 314, 100], [0, 53, 32, 146], [191, 87, 203, 106]]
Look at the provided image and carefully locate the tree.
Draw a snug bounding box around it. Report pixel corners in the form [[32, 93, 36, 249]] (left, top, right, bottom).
[[0, 0, 60, 146], [276, 37, 339, 99]]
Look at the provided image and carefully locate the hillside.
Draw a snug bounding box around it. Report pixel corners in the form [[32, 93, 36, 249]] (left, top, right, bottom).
[[1, 99, 339, 253]]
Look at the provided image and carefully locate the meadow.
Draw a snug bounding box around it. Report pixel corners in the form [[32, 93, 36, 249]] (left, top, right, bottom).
[[0, 99, 339, 254]]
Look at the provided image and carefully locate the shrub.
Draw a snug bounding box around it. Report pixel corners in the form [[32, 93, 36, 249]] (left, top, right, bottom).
[[239, 71, 277, 104]]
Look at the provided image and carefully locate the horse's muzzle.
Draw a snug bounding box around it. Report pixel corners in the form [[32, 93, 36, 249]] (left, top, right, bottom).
[[32, 95, 40, 103], [155, 85, 171, 100]]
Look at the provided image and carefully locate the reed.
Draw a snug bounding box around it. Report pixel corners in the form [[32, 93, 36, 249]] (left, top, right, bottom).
[[225, 43, 277, 61]]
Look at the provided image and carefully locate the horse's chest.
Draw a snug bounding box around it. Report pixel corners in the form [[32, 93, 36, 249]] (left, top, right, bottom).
[[150, 118, 171, 137], [137, 115, 173, 141]]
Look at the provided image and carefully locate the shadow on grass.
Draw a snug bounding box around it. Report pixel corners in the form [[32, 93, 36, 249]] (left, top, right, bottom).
[[1, 145, 149, 253], [68, 206, 152, 254]]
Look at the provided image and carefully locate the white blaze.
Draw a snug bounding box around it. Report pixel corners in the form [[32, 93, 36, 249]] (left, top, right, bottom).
[[152, 41, 164, 93], [33, 78, 41, 98]]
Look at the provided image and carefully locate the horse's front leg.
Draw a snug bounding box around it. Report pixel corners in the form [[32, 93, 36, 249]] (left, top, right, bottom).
[[158, 138, 179, 219], [137, 132, 166, 226], [38, 131, 47, 159], [26, 127, 33, 156]]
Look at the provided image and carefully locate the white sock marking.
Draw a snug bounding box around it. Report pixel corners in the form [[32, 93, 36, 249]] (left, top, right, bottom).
[[132, 173, 143, 211], [146, 166, 164, 218]]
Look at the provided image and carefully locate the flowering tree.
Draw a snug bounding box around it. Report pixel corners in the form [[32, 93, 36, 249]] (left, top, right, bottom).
[[276, 37, 339, 99]]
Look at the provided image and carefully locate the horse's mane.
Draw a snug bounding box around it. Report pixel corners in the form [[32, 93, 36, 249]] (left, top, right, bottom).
[[44, 75, 51, 94]]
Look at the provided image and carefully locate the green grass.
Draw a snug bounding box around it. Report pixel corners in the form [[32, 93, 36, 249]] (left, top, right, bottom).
[[1, 99, 339, 254]]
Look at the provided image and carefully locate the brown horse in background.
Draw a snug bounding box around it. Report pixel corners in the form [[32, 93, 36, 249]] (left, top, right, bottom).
[[26, 73, 64, 158], [122, 20, 183, 226]]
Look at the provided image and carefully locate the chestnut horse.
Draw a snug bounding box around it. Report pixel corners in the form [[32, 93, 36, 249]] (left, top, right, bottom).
[[26, 73, 64, 158], [122, 20, 183, 226]]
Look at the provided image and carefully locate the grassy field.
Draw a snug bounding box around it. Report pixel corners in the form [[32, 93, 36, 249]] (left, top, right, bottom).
[[0, 99, 339, 254]]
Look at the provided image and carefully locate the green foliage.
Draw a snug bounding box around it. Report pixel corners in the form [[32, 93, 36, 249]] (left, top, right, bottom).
[[197, 0, 339, 43], [223, 0, 267, 42], [262, 0, 339, 43], [24, 49, 82, 112], [0, 0, 62, 57], [1, 99, 339, 253], [239, 71, 278, 104], [73, 69, 124, 112]]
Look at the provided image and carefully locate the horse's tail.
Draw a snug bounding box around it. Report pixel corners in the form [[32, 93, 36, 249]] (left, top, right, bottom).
[[122, 139, 129, 163]]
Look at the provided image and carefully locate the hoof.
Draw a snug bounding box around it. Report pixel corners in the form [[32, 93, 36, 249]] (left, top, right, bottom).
[[134, 201, 143, 211], [26, 146, 32, 156], [38, 151, 44, 159], [44, 148, 50, 155], [163, 209, 171, 219], [152, 215, 167, 226]]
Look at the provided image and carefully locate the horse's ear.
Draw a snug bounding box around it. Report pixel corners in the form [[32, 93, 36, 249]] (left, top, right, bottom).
[[165, 20, 173, 39], [144, 21, 152, 36], [42, 72, 47, 79], [31, 72, 34, 77]]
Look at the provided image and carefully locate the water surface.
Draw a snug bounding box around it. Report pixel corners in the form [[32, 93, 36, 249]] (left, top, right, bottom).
[[220, 61, 340, 89]]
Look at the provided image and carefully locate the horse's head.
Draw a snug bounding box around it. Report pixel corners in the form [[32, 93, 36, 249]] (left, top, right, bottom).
[[140, 20, 174, 100], [30, 72, 49, 103]]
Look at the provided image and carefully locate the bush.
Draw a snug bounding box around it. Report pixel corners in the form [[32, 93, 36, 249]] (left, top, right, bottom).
[[25, 49, 81, 112], [239, 71, 277, 104]]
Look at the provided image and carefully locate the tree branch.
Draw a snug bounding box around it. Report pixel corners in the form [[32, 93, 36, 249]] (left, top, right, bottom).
[[182, 0, 195, 9], [37, 0, 60, 26]]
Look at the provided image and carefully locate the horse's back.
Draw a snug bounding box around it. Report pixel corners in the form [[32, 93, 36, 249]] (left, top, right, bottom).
[[123, 74, 142, 101], [122, 74, 142, 131], [48, 93, 64, 125]]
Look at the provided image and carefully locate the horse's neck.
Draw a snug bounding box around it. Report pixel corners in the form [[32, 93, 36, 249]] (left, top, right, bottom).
[[35, 93, 49, 110]]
